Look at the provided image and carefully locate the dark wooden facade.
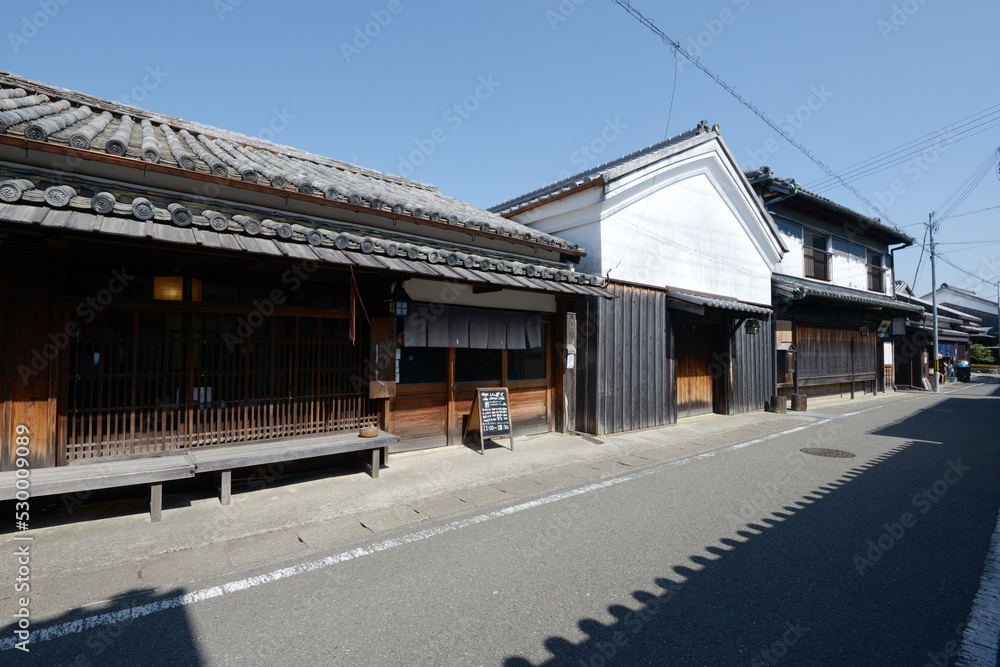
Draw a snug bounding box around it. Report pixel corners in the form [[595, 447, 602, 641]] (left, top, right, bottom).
[[572, 283, 773, 436], [388, 313, 557, 452], [776, 311, 884, 397], [0, 234, 386, 471], [573, 283, 672, 435]]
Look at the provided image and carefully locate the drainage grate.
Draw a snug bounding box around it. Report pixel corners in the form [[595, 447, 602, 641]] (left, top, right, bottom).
[[800, 447, 856, 458]]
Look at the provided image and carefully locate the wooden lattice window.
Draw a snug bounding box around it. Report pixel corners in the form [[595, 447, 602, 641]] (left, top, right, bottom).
[[63, 310, 379, 462]]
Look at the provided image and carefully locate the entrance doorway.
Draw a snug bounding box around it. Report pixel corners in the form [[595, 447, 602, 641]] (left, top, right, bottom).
[[676, 322, 722, 419]]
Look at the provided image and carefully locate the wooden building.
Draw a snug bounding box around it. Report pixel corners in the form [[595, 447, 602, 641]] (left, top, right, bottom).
[[492, 122, 785, 434], [894, 281, 982, 389], [924, 283, 998, 342], [746, 168, 923, 397], [0, 73, 609, 476]]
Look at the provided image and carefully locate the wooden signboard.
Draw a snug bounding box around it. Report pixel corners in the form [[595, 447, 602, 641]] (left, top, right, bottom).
[[463, 387, 513, 455]]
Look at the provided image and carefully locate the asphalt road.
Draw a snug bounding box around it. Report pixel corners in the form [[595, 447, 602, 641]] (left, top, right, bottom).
[[7, 379, 1000, 666]]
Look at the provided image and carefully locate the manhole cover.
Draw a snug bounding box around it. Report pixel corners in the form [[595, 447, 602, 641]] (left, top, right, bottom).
[[800, 447, 856, 458]]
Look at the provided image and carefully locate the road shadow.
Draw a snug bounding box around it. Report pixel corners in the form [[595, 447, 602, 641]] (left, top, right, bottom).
[[0, 587, 202, 666], [504, 384, 1000, 666]]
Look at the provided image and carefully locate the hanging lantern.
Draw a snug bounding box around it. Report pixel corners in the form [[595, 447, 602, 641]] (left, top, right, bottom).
[[385, 282, 412, 316]]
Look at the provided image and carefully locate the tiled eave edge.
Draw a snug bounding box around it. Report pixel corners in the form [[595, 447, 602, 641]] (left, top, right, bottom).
[[0, 180, 610, 298], [0, 133, 586, 260]]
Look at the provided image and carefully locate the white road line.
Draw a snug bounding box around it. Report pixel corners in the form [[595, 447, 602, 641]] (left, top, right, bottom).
[[956, 506, 1000, 667], [0, 418, 833, 651]]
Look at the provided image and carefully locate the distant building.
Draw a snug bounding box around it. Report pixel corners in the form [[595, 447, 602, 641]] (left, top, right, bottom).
[[922, 283, 999, 340], [894, 281, 982, 388]]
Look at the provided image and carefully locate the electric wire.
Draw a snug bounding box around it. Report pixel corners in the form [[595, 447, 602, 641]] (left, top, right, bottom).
[[936, 250, 1000, 287], [806, 104, 1000, 192], [609, 0, 896, 225], [912, 224, 929, 289], [608, 49, 679, 278], [947, 204, 1000, 219], [936, 149, 1000, 223]]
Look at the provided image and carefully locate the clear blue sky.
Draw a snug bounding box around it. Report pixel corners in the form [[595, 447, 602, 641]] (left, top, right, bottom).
[[4, 0, 999, 301]]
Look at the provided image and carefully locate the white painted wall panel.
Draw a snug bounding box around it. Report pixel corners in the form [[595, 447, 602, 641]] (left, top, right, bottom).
[[599, 172, 773, 304], [774, 230, 805, 278]]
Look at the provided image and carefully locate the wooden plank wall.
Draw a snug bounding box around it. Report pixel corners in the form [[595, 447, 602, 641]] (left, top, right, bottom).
[[2, 244, 61, 470], [728, 315, 774, 415], [575, 283, 674, 435]]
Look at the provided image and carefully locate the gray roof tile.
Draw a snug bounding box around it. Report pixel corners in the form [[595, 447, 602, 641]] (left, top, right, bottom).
[[0, 74, 577, 252]]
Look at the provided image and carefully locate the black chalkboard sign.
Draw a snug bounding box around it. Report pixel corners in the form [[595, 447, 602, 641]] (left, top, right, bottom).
[[463, 387, 513, 455]]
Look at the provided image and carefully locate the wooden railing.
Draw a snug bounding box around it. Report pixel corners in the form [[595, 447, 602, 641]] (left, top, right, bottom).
[[63, 317, 378, 462]]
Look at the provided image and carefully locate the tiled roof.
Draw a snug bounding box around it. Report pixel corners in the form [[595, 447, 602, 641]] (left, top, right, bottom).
[[0, 72, 579, 253], [489, 121, 717, 216], [0, 174, 609, 297], [774, 275, 923, 315], [668, 289, 771, 316], [747, 166, 915, 246], [893, 285, 982, 323], [929, 283, 999, 309]]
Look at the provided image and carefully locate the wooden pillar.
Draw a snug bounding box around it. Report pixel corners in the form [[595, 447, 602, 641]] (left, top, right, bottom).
[[558, 309, 577, 433], [791, 318, 799, 396], [2, 244, 62, 471]]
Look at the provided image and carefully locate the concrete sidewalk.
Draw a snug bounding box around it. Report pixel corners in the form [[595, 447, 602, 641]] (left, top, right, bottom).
[[1, 382, 972, 623]]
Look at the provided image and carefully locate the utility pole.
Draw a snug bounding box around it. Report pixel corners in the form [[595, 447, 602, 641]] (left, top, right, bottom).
[[929, 212, 940, 393]]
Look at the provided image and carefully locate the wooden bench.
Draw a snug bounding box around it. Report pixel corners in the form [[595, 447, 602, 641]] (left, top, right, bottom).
[[0, 456, 195, 522], [184, 430, 398, 506], [0, 430, 398, 520]]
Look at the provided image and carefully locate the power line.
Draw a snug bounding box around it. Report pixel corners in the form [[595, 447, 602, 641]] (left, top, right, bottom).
[[609, 0, 895, 225], [937, 250, 1000, 286], [912, 224, 929, 288], [806, 104, 1000, 192], [608, 50, 680, 278], [948, 204, 1000, 219], [936, 149, 1000, 223]]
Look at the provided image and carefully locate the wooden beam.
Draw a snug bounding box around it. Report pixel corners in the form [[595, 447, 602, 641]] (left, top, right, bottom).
[[150, 484, 162, 522], [666, 298, 705, 316]]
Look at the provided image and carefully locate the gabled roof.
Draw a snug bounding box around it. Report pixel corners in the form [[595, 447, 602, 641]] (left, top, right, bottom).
[[0, 71, 580, 255], [489, 121, 718, 217], [895, 280, 981, 323], [747, 166, 915, 247], [925, 283, 998, 310]]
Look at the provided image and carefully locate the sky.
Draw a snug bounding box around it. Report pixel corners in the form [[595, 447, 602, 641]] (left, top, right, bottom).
[[3, 0, 1000, 303]]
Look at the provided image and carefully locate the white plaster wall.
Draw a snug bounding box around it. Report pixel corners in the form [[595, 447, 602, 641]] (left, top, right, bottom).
[[600, 172, 773, 304], [773, 229, 805, 278], [934, 288, 998, 314], [509, 136, 783, 305], [510, 193, 604, 277], [402, 279, 557, 312], [832, 249, 868, 291]]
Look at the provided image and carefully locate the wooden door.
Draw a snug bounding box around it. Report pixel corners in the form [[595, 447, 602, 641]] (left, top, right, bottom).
[[2, 248, 59, 470], [676, 323, 715, 419]]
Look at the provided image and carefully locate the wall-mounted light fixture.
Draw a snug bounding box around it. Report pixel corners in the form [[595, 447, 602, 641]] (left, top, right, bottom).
[[860, 326, 870, 337], [153, 276, 183, 301], [385, 282, 412, 316], [745, 319, 761, 335]]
